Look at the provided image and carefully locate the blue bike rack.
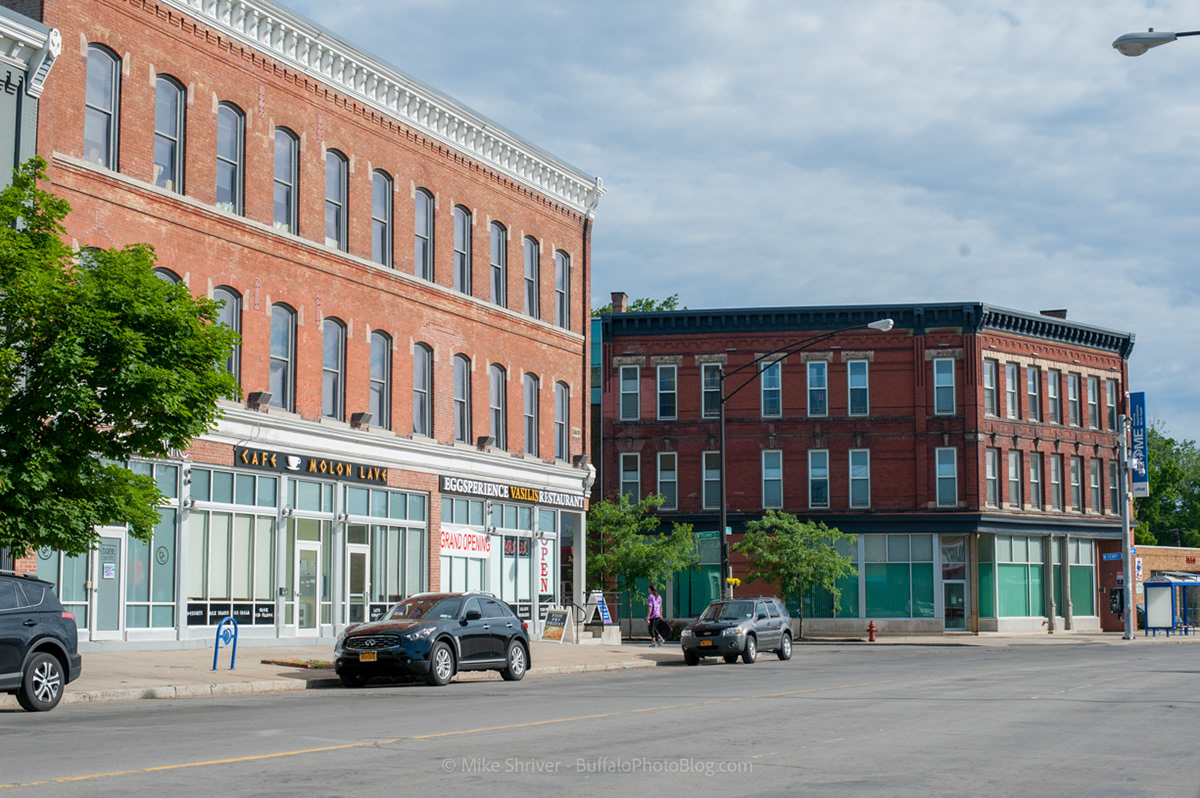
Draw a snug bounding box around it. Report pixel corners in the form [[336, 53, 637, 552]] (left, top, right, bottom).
[[212, 616, 238, 671]]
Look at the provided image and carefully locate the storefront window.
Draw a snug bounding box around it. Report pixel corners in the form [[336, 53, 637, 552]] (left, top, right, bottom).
[[346, 486, 429, 620], [803, 536, 860, 619], [36, 549, 89, 627], [864, 534, 935, 618], [1068, 538, 1095, 616], [127, 461, 181, 628], [995, 535, 1045, 618]]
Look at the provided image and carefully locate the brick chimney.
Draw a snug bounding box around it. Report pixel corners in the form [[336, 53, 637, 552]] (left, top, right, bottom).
[[1040, 309, 1068, 320], [611, 292, 628, 313]]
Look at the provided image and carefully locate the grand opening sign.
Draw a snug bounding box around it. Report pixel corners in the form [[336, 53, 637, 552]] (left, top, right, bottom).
[[440, 525, 491, 559]]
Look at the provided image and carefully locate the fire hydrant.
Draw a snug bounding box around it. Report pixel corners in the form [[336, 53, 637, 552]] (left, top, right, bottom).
[[867, 620, 877, 643]]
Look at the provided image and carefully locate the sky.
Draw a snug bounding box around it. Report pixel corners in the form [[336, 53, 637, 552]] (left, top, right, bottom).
[[290, 0, 1200, 442]]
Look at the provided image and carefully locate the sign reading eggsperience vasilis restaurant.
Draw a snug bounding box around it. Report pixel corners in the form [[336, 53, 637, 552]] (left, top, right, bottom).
[[439, 476, 585, 509], [234, 446, 388, 485]]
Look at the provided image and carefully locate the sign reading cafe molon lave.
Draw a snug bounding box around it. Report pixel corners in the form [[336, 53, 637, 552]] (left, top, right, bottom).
[[439, 476, 585, 510], [233, 446, 388, 485]]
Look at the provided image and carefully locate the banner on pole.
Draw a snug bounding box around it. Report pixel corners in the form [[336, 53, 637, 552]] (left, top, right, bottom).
[[1130, 392, 1149, 498]]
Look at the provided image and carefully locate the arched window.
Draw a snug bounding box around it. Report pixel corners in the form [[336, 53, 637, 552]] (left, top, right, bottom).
[[325, 150, 347, 251], [489, 364, 507, 451], [213, 286, 241, 383], [453, 206, 471, 294], [371, 170, 392, 267], [555, 250, 570, 330], [273, 128, 298, 233], [523, 373, 539, 457], [555, 382, 570, 461], [84, 45, 120, 168], [153, 268, 180, 284], [524, 236, 540, 319], [490, 222, 507, 307], [216, 103, 244, 214], [453, 354, 471, 443], [269, 304, 296, 410], [370, 331, 391, 429], [154, 76, 185, 193], [322, 317, 346, 419], [414, 188, 434, 280], [413, 343, 432, 436]]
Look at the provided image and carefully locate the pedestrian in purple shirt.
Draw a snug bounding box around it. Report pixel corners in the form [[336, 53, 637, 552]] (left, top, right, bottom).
[[646, 585, 668, 646]]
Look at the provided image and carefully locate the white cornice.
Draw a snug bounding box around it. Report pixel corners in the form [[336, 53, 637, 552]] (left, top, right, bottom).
[[0, 14, 59, 98], [163, 0, 605, 217]]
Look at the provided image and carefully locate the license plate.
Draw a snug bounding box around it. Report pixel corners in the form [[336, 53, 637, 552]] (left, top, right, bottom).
[[700, 640, 713, 647], [360, 651, 377, 662]]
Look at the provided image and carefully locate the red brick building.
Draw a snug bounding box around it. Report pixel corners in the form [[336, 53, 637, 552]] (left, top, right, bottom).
[[600, 301, 1135, 634], [8, 0, 602, 645]]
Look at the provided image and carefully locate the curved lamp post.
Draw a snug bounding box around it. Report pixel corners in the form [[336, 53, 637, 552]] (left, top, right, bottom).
[[717, 317, 894, 600], [1113, 28, 1200, 56]]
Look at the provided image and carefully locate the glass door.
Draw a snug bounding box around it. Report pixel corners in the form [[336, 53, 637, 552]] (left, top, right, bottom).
[[296, 542, 320, 635], [941, 535, 968, 631], [346, 545, 370, 624], [94, 535, 123, 639]]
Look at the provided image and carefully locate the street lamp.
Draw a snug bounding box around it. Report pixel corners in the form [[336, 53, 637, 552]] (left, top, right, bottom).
[[1113, 28, 1200, 56], [716, 317, 895, 599]]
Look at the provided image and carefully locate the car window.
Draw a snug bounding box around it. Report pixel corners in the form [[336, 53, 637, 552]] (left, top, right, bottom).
[[481, 599, 509, 618], [385, 596, 462, 620], [0, 580, 18, 611], [767, 602, 780, 619], [463, 598, 482, 618], [700, 601, 754, 621], [755, 602, 768, 618]]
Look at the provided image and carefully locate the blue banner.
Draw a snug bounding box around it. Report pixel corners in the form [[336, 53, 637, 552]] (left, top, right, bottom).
[[1130, 392, 1149, 498]]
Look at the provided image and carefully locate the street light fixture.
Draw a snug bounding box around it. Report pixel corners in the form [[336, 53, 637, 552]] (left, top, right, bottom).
[[1113, 28, 1200, 56], [716, 317, 894, 599]]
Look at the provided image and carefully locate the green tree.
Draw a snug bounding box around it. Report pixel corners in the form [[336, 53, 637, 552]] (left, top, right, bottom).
[[587, 493, 698, 633], [591, 293, 684, 316], [0, 159, 241, 557], [1134, 422, 1200, 547], [732, 510, 857, 639]]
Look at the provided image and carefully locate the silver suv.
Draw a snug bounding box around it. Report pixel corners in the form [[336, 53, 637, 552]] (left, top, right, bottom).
[[679, 596, 793, 666]]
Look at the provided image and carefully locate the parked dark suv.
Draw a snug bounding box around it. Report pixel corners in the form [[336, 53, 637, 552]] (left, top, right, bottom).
[[0, 570, 82, 711], [334, 592, 531, 687], [680, 596, 793, 666]]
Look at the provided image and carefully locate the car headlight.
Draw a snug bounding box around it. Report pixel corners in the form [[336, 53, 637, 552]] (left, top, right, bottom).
[[402, 625, 436, 641], [680, 629, 692, 638], [722, 627, 742, 637]]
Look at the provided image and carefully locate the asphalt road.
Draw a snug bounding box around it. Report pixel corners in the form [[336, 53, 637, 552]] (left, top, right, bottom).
[[1, 642, 1198, 797]]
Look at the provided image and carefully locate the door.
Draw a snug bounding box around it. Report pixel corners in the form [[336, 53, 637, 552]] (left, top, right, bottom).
[[0, 580, 25, 686], [296, 542, 320, 635], [754, 600, 777, 649], [94, 535, 123, 639], [457, 597, 492, 663], [346, 545, 370, 625], [944, 582, 966, 630], [942, 534, 968, 631]]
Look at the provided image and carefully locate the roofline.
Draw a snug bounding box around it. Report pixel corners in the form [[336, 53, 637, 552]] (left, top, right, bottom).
[[601, 301, 1135, 358], [161, 0, 604, 216]]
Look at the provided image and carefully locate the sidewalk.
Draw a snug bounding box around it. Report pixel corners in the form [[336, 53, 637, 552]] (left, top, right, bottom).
[[3, 631, 1196, 710]]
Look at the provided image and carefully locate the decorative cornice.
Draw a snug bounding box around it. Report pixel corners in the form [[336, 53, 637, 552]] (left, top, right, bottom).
[[164, 0, 604, 216], [0, 10, 59, 98]]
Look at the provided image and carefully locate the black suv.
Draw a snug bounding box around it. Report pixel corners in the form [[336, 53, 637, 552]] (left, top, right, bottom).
[[334, 592, 531, 687], [0, 570, 82, 711], [679, 596, 793, 666]]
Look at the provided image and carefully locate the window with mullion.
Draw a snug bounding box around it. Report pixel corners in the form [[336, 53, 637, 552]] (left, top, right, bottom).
[[1029, 453, 1043, 510], [216, 103, 244, 214], [1050, 454, 1063, 510], [325, 151, 348, 251], [1026, 368, 1041, 421], [369, 332, 391, 430], [414, 189, 434, 280], [273, 129, 298, 233], [490, 223, 507, 307], [657, 365, 677, 420], [933, 358, 955, 415], [1008, 450, 1022, 509], [269, 304, 295, 410], [1090, 459, 1101, 512], [489, 365, 507, 450], [808, 449, 829, 508], [213, 286, 240, 384], [524, 237, 540, 319], [848, 360, 869, 416], [154, 76, 185, 193], [1005, 363, 1019, 419], [1109, 462, 1120, 515], [760, 361, 781, 417], [849, 449, 870, 508], [1069, 456, 1082, 511], [453, 355, 471, 443], [658, 452, 678, 510], [322, 318, 346, 420], [936, 447, 957, 507], [453, 207, 471, 294], [371, 171, 392, 267], [807, 361, 828, 417], [702, 363, 722, 419], [703, 451, 721, 509], [762, 450, 783, 509], [1067, 373, 1081, 426], [619, 365, 640, 421], [983, 359, 998, 416], [1106, 380, 1119, 430], [554, 251, 570, 330], [985, 448, 999, 507], [523, 374, 539, 457], [84, 45, 120, 168], [1087, 377, 1099, 429], [554, 382, 569, 461], [1047, 369, 1061, 423], [413, 344, 432, 436], [621, 453, 640, 501]]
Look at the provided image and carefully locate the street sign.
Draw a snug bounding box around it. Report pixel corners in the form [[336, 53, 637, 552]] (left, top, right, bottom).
[[1130, 393, 1149, 498], [1102, 552, 1122, 561], [694, 531, 719, 540]]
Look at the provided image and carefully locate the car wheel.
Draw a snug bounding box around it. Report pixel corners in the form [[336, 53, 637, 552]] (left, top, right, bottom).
[[777, 632, 793, 661], [425, 641, 455, 686], [723, 654, 739, 664], [18, 653, 65, 712], [685, 651, 700, 666], [500, 641, 528, 681], [339, 672, 370, 688], [742, 635, 757, 664]]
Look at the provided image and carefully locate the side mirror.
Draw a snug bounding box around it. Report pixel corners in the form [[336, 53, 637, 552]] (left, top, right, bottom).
[[464, 609, 482, 622], [757, 613, 768, 620]]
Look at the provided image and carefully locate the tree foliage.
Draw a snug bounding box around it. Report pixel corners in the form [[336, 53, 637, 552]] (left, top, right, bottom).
[[1134, 422, 1200, 547], [591, 293, 684, 316], [587, 493, 699, 593], [0, 159, 241, 557], [732, 511, 857, 628]]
